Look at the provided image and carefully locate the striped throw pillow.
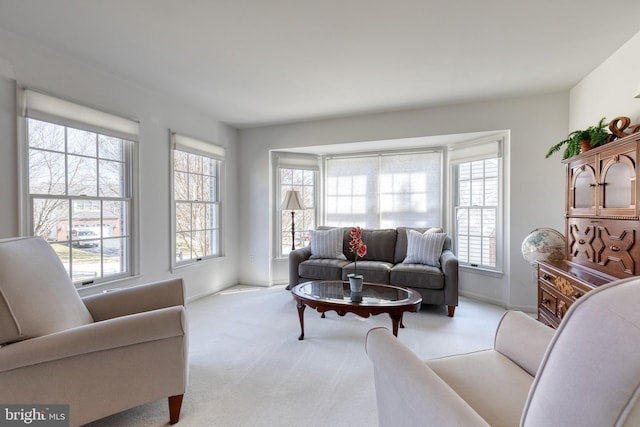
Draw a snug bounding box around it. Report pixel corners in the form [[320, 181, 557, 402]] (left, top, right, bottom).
[[309, 228, 347, 260], [403, 229, 446, 267]]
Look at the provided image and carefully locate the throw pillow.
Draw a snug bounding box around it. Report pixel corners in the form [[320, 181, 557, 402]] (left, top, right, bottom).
[[309, 228, 347, 260], [403, 229, 446, 267]]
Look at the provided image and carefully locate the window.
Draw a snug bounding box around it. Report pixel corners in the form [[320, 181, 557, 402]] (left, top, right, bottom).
[[171, 132, 224, 266], [325, 152, 442, 228], [20, 89, 138, 286], [452, 139, 502, 271], [279, 168, 316, 256]]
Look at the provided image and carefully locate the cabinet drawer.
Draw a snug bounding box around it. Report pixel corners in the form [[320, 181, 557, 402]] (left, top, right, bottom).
[[539, 264, 593, 302], [538, 308, 559, 329], [539, 287, 557, 316]]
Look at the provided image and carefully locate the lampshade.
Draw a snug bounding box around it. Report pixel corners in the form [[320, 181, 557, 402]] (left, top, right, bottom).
[[280, 190, 305, 210]]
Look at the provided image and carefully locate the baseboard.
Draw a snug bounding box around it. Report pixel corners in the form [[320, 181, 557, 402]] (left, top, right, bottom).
[[459, 290, 536, 314], [459, 290, 506, 308], [236, 279, 271, 287]]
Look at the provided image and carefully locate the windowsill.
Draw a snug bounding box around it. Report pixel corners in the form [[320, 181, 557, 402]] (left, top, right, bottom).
[[171, 255, 226, 273], [459, 264, 504, 278], [76, 274, 141, 295]]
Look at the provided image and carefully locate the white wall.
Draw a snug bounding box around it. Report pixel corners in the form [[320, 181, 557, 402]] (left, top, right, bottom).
[[570, 30, 640, 129], [0, 28, 240, 300], [238, 93, 569, 310]]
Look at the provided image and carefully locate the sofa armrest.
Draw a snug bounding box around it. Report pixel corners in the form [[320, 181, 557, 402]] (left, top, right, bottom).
[[441, 249, 459, 305], [366, 327, 490, 427], [82, 278, 185, 321], [288, 247, 312, 289], [0, 306, 186, 373], [494, 310, 554, 377]]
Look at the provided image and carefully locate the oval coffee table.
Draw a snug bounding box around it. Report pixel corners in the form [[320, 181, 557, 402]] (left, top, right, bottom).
[[291, 280, 422, 340]]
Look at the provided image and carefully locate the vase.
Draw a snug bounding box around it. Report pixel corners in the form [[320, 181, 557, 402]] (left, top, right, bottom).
[[348, 274, 363, 302], [579, 138, 592, 153]]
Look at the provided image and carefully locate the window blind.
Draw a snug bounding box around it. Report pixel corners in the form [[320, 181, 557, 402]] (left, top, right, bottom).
[[21, 88, 139, 141], [171, 131, 225, 159], [274, 152, 320, 170]]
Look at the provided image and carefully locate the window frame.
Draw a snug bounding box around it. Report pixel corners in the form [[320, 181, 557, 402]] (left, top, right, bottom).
[[450, 138, 504, 273], [170, 131, 225, 269], [277, 167, 318, 257], [18, 88, 140, 287], [272, 151, 319, 259]]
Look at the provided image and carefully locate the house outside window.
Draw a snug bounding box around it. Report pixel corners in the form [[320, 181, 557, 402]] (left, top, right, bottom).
[[20, 89, 138, 286], [171, 132, 224, 266]]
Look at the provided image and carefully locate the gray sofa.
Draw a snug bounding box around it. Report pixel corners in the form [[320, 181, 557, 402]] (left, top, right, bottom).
[[288, 227, 459, 316]]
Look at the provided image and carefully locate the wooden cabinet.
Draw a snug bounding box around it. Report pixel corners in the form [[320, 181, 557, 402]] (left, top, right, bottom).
[[537, 260, 613, 328], [539, 130, 640, 328], [567, 139, 637, 218]]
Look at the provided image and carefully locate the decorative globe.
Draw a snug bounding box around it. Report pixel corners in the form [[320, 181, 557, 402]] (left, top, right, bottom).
[[521, 228, 565, 269]]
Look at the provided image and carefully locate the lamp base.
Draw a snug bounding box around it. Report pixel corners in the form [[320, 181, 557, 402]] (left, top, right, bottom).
[[291, 210, 296, 251]]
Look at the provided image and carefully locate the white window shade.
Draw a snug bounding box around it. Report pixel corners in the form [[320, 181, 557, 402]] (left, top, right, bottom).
[[274, 152, 320, 170], [21, 88, 139, 141], [449, 138, 502, 162], [325, 151, 442, 228], [171, 132, 225, 159]]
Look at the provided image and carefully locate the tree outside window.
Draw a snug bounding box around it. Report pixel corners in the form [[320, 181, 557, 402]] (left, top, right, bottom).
[[280, 168, 315, 255], [27, 118, 131, 285], [173, 149, 221, 264]]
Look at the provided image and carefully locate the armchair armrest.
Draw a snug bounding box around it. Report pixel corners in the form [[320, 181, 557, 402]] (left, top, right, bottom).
[[0, 306, 186, 373], [366, 327, 490, 427], [288, 247, 312, 289], [494, 310, 554, 376], [82, 278, 185, 321]]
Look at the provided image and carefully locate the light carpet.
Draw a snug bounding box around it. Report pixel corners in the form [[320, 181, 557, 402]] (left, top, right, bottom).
[[88, 285, 507, 427]]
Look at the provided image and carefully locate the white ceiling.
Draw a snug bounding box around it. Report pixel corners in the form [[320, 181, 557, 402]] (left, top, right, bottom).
[[1, 1, 640, 129]]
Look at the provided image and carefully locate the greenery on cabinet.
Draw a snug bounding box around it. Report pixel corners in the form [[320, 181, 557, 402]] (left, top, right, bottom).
[[545, 117, 609, 160]]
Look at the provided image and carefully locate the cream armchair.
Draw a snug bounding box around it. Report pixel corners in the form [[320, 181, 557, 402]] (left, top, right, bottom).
[[0, 237, 188, 426], [366, 276, 640, 427]]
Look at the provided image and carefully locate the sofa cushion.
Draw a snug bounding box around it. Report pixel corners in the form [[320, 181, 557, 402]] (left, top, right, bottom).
[[390, 263, 444, 289], [354, 229, 397, 264], [394, 227, 444, 263], [309, 228, 347, 260], [342, 261, 394, 284], [0, 237, 94, 345], [299, 258, 350, 281], [403, 230, 447, 267]]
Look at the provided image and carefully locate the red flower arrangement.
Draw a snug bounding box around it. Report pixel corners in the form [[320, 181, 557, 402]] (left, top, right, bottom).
[[349, 226, 367, 277]]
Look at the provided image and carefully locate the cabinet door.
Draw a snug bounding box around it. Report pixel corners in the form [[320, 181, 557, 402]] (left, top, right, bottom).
[[598, 150, 636, 217], [568, 159, 597, 216], [567, 217, 640, 277]]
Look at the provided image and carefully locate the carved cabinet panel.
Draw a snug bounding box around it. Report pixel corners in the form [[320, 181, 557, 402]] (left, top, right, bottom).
[[567, 217, 639, 277]]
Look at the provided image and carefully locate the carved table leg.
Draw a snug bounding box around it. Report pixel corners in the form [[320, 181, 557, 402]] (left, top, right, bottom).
[[390, 313, 402, 337], [297, 302, 306, 340], [400, 313, 405, 329]]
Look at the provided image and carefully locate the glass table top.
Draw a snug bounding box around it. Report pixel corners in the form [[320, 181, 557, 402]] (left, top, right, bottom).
[[293, 280, 418, 306]]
